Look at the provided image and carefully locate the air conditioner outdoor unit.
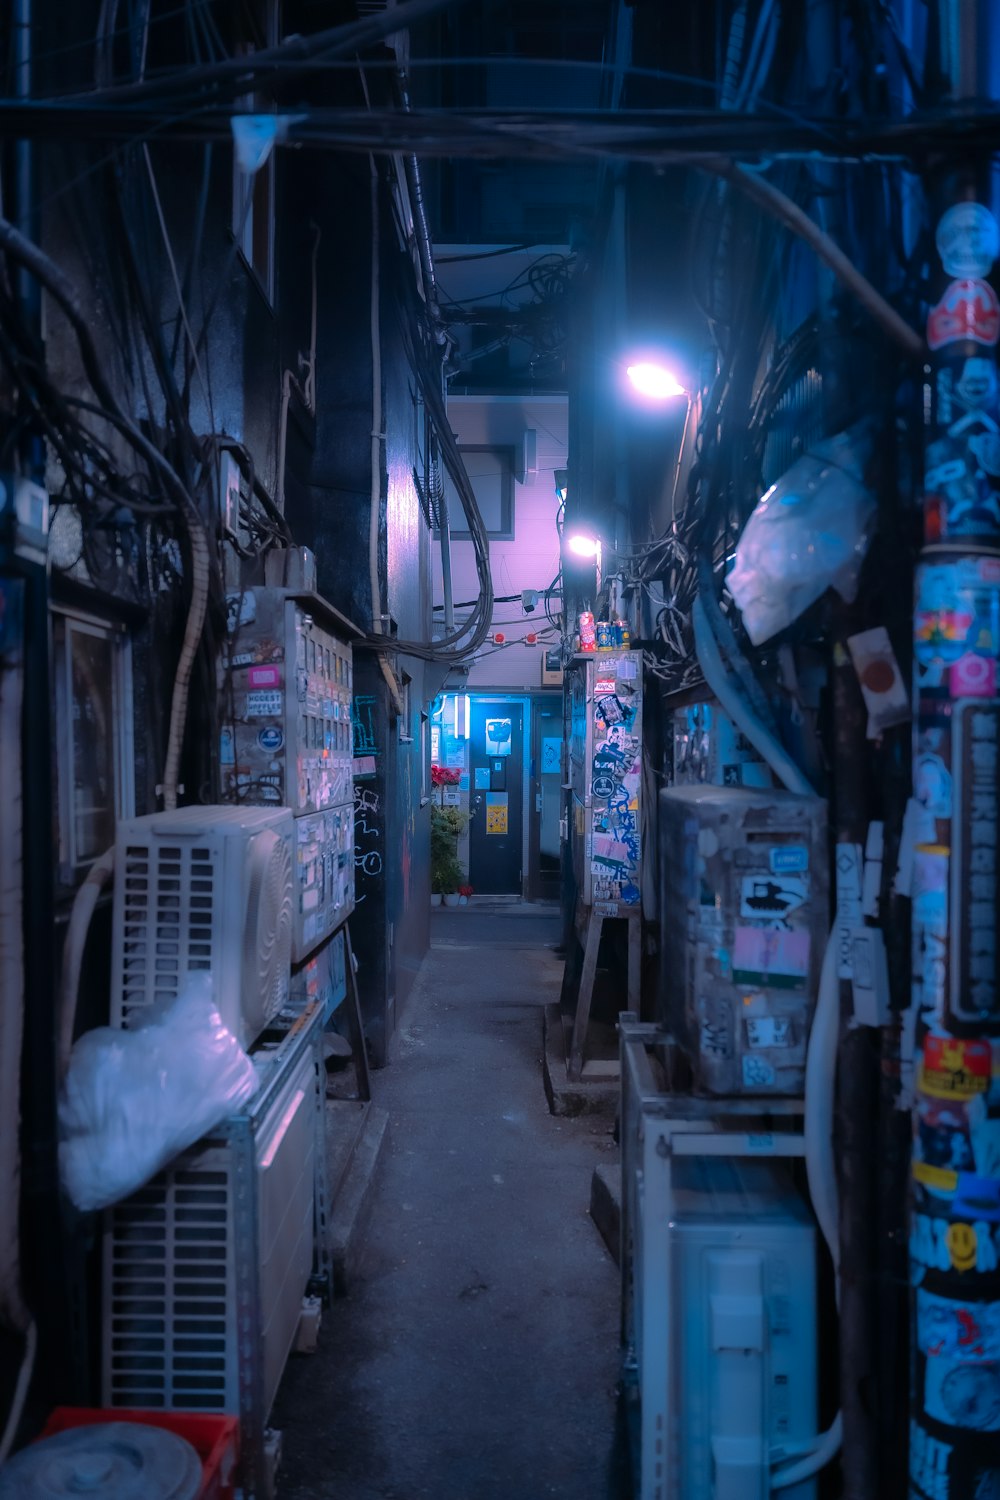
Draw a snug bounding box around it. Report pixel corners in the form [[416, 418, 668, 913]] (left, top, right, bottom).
[[111, 805, 294, 1049]]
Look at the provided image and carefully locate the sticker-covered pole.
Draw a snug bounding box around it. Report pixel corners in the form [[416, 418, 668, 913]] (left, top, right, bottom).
[[910, 156, 1000, 1496]]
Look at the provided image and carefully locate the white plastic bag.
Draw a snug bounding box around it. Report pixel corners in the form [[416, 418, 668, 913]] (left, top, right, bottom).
[[728, 425, 876, 645], [59, 972, 257, 1212]]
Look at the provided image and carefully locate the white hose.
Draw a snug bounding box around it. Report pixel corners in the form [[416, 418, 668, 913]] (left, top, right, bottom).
[[0, 1319, 37, 1467], [161, 502, 211, 811], [804, 928, 841, 1277], [770, 927, 843, 1488], [58, 846, 115, 1080], [772, 1412, 843, 1490], [692, 593, 816, 796]]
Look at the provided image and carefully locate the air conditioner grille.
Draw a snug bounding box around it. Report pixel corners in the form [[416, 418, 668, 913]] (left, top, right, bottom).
[[107, 1160, 235, 1412], [120, 843, 217, 1024]]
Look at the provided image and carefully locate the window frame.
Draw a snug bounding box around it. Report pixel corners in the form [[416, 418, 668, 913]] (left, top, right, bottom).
[[52, 604, 135, 885], [437, 445, 516, 541]]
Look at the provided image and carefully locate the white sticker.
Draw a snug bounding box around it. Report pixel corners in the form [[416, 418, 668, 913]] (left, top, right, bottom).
[[225, 591, 256, 632], [746, 1016, 792, 1049], [924, 1354, 1000, 1432], [246, 690, 283, 718], [936, 201, 1000, 279], [739, 874, 808, 919], [835, 844, 863, 978]]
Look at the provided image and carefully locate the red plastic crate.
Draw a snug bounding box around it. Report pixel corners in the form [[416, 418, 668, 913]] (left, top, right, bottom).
[[38, 1408, 239, 1500]]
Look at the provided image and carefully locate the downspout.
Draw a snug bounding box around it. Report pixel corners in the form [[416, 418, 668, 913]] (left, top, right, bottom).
[[366, 152, 406, 719], [396, 66, 457, 645]]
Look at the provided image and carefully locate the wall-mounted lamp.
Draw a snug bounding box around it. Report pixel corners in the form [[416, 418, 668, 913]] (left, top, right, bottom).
[[566, 532, 601, 559], [626, 361, 687, 401]]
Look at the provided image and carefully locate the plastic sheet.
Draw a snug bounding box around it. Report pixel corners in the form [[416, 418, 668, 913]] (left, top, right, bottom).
[[59, 973, 257, 1212], [728, 425, 876, 645]]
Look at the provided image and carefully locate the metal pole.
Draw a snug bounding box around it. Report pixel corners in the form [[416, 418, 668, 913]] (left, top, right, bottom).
[[910, 7, 1000, 1494]]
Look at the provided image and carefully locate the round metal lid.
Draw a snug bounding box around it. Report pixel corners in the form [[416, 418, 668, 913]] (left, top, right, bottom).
[[0, 1422, 202, 1500]]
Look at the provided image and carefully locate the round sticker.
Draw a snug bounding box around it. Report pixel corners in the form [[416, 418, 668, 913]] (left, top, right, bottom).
[[258, 725, 284, 752], [592, 773, 616, 799], [936, 202, 1000, 280]]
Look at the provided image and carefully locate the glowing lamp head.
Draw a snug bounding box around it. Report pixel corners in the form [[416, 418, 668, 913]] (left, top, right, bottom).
[[566, 533, 601, 559], [626, 362, 687, 401]]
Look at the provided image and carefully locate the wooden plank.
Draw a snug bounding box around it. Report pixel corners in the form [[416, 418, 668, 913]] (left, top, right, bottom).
[[342, 924, 371, 1102], [627, 913, 642, 1015], [568, 910, 603, 1082]]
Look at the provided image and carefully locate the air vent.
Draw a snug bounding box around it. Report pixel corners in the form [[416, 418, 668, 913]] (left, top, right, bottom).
[[107, 1155, 235, 1411]]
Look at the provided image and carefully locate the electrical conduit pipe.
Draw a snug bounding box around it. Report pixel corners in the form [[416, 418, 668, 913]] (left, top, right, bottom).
[[691, 593, 816, 797]]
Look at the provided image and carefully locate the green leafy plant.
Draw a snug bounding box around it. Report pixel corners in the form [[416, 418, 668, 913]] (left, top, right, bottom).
[[431, 803, 469, 895]]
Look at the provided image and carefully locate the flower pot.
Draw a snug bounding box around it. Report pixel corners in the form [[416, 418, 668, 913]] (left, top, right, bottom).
[[458, 895, 469, 906], [443, 893, 461, 908], [430, 893, 442, 907]]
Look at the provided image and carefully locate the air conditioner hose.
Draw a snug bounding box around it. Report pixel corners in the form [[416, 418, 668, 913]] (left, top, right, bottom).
[[771, 928, 843, 1488], [58, 845, 115, 1079]]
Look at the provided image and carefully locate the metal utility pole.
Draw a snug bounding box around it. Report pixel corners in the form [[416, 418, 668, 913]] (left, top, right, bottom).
[[910, 6, 1000, 1496]]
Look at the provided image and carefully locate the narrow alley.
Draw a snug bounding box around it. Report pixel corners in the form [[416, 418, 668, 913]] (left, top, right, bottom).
[[273, 905, 626, 1500], [4, 5, 1000, 1500]]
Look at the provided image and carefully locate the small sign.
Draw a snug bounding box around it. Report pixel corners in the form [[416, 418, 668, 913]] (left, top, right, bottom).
[[770, 845, 808, 874], [246, 690, 283, 718], [248, 664, 281, 688], [474, 766, 491, 790], [740, 875, 808, 919], [257, 725, 284, 752], [486, 795, 508, 835]]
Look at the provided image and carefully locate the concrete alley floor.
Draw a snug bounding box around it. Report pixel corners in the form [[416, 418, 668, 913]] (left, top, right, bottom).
[[272, 904, 628, 1500]]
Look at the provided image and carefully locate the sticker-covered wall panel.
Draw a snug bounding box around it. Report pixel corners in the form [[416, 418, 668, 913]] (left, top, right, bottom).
[[570, 651, 642, 915]]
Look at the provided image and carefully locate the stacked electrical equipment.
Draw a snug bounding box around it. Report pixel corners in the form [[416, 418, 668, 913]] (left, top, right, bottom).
[[219, 563, 358, 985], [618, 698, 830, 1500], [98, 555, 360, 1499]]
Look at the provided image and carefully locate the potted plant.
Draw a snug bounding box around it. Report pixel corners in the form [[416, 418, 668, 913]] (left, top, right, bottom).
[[430, 773, 469, 906], [458, 883, 474, 907]]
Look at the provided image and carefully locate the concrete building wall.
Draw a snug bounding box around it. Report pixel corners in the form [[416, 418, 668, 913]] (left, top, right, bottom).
[[432, 395, 566, 691]]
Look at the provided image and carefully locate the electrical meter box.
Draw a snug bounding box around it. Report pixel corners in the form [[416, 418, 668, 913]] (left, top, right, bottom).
[[220, 587, 360, 961], [569, 650, 643, 915], [659, 785, 828, 1096]]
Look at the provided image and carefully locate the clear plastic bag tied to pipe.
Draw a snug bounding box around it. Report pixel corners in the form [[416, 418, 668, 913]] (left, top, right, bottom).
[[59, 972, 257, 1212], [727, 424, 877, 645]]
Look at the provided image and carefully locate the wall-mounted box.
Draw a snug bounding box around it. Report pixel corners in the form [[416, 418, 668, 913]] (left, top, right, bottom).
[[220, 589, 358, 817], [659, 786, 828, 1095]]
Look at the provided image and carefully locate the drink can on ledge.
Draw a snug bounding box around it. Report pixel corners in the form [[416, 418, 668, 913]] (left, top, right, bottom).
[[596, 619, 613, 649], [578, 611, 596, 652]]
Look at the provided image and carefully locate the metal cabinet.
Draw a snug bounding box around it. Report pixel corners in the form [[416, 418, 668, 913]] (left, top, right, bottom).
[[619, 1017, 818, 1500]]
